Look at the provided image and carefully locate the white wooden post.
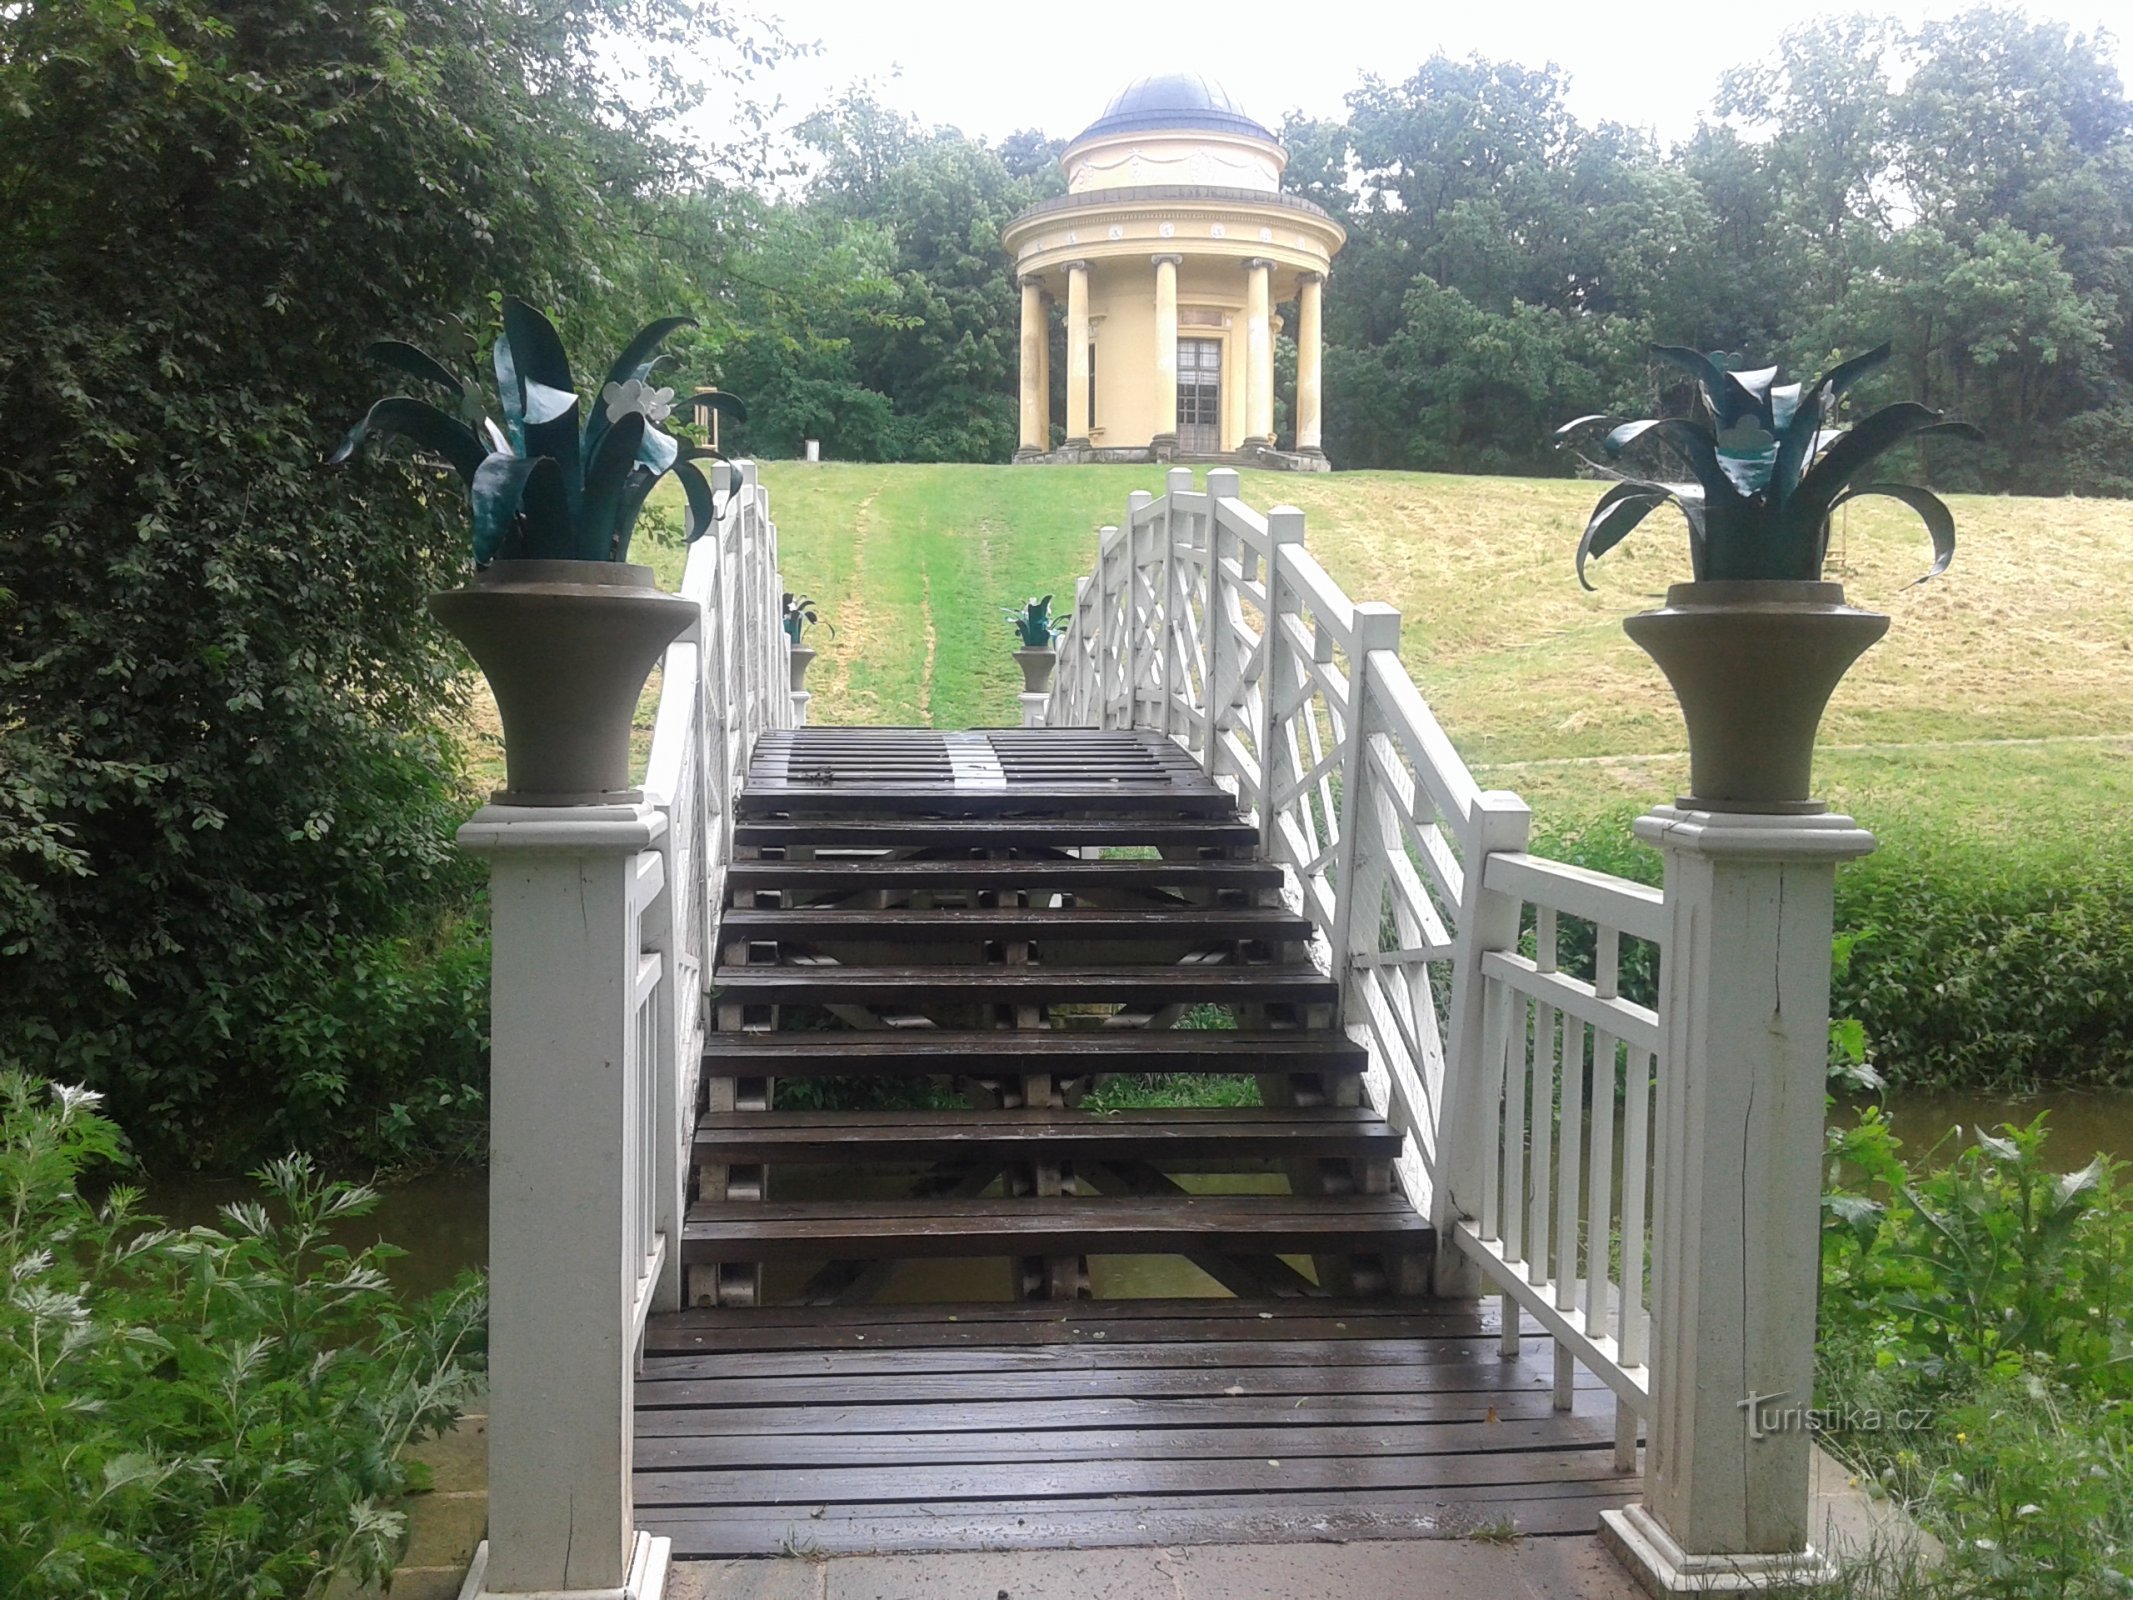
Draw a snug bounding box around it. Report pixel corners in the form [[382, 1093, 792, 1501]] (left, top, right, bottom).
[[1601, 807, 1874, 1593], [1161, 467, 1191, 736], [1431, 788, 1533, 1296], [1254, 505, 1305, 854], [1104, 516, 1133, 727], [1203, 469, 1242, 768], [1330, 602, 1401, 991], [457, 804, 673, 1600], [1211, 503, 1245, 785], [643, 783, 686, 1317]]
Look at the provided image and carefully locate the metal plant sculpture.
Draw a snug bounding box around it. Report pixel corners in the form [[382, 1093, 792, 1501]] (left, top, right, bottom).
[[1005, 595, 1061, 648], [782, 593, 833, 644], [1557, 344, 1979, 590], [330, 298, 747, 565]]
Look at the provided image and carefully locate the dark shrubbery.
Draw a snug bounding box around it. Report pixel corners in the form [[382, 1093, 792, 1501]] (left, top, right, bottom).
[[1532, 813, 2133, 1090], [0, 0, 736, 1166]]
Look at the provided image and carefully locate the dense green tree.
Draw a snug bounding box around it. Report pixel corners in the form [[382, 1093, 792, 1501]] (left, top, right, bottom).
[[0, 0, 757, 1165]]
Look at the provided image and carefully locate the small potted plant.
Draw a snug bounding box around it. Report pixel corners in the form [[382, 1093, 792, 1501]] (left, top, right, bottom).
[[783, 593, 833, 692], [1005, 595, 1063, 694], [1559, 343, 1977, 813], [332, 297, 746, 804]]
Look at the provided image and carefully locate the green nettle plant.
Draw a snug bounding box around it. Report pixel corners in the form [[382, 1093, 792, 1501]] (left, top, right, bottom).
[[0, 1074, 486, 1600], [782, 593, 832, 644], [1558, 344, 1981, 589], [330, 297, 747, 565], [1006, 595, 1061, 648]]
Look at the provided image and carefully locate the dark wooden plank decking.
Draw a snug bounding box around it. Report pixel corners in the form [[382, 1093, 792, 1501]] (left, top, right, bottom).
[[634, 1299, 1638, 1557]]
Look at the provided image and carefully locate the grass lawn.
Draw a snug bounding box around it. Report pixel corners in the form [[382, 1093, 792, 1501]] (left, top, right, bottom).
[[657, 461, 2133, 855]]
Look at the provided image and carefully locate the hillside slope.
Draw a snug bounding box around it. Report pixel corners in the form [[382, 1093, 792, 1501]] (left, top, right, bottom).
[[730, 462, 2133, 846]]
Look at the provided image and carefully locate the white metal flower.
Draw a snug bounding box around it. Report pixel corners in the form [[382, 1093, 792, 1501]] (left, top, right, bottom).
[[601, 379, 676, 426]]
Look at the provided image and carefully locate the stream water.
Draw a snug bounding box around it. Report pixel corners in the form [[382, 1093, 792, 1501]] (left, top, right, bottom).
[[141, 1086, 2133, 1301]]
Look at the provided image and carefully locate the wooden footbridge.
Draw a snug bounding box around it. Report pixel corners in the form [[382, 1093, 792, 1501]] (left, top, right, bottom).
[[636, 725, 1631, 1556], [462, 465, 1870, 1599]]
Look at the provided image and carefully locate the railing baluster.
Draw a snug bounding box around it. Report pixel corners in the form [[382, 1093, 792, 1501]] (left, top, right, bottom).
[[1555, 1018, 1585, 1315]]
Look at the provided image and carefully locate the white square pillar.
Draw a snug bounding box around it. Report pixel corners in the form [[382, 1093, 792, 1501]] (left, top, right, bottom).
[[1603, 806, 1874, 1594], [457, 803, 675, 1600]]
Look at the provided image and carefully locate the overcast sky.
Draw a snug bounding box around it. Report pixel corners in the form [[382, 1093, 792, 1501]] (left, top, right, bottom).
[[725, 0, 2123, 153]]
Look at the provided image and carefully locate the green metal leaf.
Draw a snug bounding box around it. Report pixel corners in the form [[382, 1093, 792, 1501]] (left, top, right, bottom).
[[523, 381, 579, 426], [680, 390, 750, 424], [1575, 478, 1701, 590], [471, 452, 571, 563], [503, 299, 582, 511], [612, 466, 662, 564], [1605, 417, 1736, 510], [604, 317, 698, 394], [1768, 382, 1804, 438], [364, 340, 464, 396], [580, 413, 647, 561], [1731, 364, 1779, 393], [672, 457, 720, 542], [328, 397, 486, 483], [1773, 344, 1892, 502], [501, 298, 575, 396], [636, 425, 680, 476], [1713, 418, 1779, 497], [1826, 481, 1961, 584], [492, 325, 525, 452], [1554, 414, 1613, 438], [1793, 404, 1980, 528], [1650, 345, 1765, 430]]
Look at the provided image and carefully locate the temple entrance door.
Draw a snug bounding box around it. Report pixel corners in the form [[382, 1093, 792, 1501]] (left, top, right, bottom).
[[1178, 337, 1221, 454]]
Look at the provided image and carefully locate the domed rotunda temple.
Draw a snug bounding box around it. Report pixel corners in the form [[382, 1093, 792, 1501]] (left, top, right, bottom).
[[1003, 73, 1346, 469]]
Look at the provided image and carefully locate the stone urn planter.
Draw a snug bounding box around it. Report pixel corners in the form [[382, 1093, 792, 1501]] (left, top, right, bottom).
[[432, 560, 696, 805], [330, 296, 745, 808], [1013, 645, 1058, 695], [788, 643, 817, 693], [1623, 581, 1887, 813], [1559, 340, 1979, 813]]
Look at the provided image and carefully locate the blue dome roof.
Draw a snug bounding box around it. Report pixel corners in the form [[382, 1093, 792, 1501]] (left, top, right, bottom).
[[1074, 73, 1275, 143]]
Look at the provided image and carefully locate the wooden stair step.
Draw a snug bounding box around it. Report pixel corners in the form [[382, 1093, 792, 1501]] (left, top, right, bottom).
[[735, 789, 1236, 819], [710, 964, 1337, 1006], [720, 906, 1315, 944], [732, 818, 1258, 850], [680, 1193, 1432, 1263], [692, 1106, 1402, 1163], [701, 1028, 1367, 1078], [727, 859, 1280, 894]]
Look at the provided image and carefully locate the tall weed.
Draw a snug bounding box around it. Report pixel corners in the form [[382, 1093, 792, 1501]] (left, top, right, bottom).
[[0, 1073, 486, 1598]]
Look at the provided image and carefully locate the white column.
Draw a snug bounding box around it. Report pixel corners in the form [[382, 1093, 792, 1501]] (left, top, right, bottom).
[[458, 803, 673, 1600], [1243, 257, 1274, 446], [1296, 271, 1325, 454], [1017, 276, 1045, 457], [1037, 292, 1052, 447], [1152, 253, 1182, 447], [1064, 259, 1091, 445], [1602, 807, 1875, 1594]]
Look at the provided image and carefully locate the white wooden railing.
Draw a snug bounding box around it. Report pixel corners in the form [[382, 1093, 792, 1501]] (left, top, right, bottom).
[[639, 459, 795, 1318], [1047, 466, 1660, 1458]]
